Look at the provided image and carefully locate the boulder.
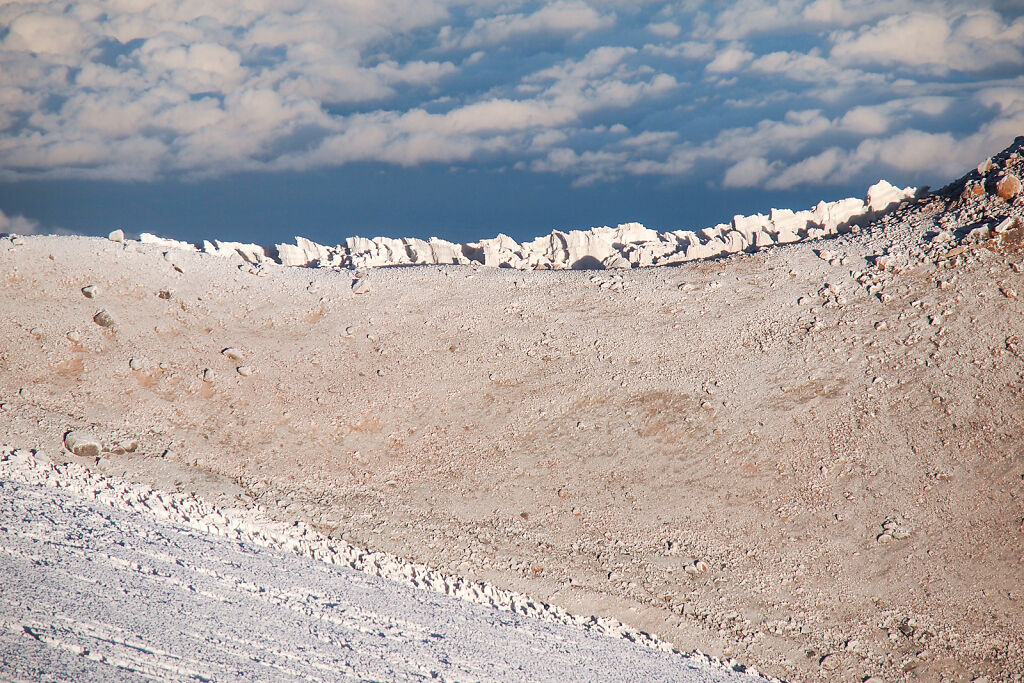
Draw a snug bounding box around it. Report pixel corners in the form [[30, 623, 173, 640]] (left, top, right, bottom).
[[64, 431, 101, 458], [996, 174, 1021, 200]]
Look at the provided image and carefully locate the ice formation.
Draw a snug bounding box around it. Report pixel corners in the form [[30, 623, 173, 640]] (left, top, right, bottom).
[[139, 180, 915, 271]]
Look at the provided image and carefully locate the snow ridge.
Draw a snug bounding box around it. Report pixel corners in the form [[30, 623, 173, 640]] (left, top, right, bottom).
[[139, 180, 914, 271]]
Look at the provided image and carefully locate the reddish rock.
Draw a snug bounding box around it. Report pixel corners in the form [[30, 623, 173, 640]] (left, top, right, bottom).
[[961, 181, 985, 200], [996, 173, 1021, 200]]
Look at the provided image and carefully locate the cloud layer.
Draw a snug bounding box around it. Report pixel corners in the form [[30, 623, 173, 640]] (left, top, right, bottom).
[[1, 0, 1022, 191]]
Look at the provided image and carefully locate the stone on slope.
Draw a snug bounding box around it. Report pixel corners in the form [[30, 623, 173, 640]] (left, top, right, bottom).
[[93, 310, 115, 327], [64, 431, 101, 458], [996, 174, 1021, 200]]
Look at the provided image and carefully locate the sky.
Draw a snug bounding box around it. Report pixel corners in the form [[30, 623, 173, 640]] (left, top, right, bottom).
[[1, 0, 1023, 245]]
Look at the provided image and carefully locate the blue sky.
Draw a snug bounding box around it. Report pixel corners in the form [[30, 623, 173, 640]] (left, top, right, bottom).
[[1, 0, 1023, 244]]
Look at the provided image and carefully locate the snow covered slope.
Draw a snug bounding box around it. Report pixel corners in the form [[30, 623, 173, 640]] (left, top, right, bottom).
[[0, 448, 764, 682]]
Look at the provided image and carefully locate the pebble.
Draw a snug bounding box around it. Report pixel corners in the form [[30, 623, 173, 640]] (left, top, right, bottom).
[[64, 431, 102, 458], [107, 439, 138, 454], [82, 285, 98, 298], [108, 229, 125, 242], [93, 310, 115, 328], [994, 217, 1017, 233], [1001, 287, 1017, 299], [237, 365, 253, 376], [352, 278, 370, 295], [874, 321, 887, 330], [202, 368, 215, 382], [877, 532, 894, 544], [158, 289, 173, 300], [819, 654, 840, 670], [66, 330, 81, 342], [222, 347, 243, 360], [129, 358, 143, 371], [29, 327, 42, 337], [883, 519, 910, 539], [684, 559, 709, 575]]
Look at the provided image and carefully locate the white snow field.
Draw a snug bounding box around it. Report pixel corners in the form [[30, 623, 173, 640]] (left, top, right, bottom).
[[0, 448, 762, 682]]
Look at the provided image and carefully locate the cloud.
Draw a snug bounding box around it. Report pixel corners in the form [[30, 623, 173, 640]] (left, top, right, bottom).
[[647, 21, 681, 39], [723, 156, 776, 187], [0, 209, 43, 235], [446, 1, 615, 49], [705, 44, 755, 73], [644, 40, 715, 60], [0, 0, 1020, 194], [694, 0, 928, 40], [273, 46, 678, 170], [138, 41, 245, 94], [837, 105, 891, 135], [3, 13, 92, 60], [830, 9, 1024, 72], [765, 146, 845, 188]]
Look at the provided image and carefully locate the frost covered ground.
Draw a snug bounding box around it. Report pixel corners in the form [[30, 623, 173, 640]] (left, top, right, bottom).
[[0, 449, 755, 682], [2, 138, 1024, 682]]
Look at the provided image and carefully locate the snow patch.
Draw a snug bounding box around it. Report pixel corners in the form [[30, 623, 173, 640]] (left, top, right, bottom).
[[0, 446, 772, 681]]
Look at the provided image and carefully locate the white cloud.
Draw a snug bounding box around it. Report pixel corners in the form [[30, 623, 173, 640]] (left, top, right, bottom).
[[765, 146, 845, 188], [749, 49, 889, 94], [138, 41, 245, 94], [830, 9, 1024, 72], [647, 21, 681, 38], [838, 105, 891, 135], [697, 0, 921, 40], [0, 0, 1020, 191], [723, 156, 776, 187], [618, 131, 678, 149], [273, 45, 678, 170], [448, 1, 615, 49], [705, 44, 755, 73], [835, 97, 952, 135], [3, 13, 91, 60], [0, 209, 43, 235], [644, 40, 715, 60]]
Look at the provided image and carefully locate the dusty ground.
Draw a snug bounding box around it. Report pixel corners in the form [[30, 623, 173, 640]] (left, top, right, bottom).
[[2, 148, 1024, 681]]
